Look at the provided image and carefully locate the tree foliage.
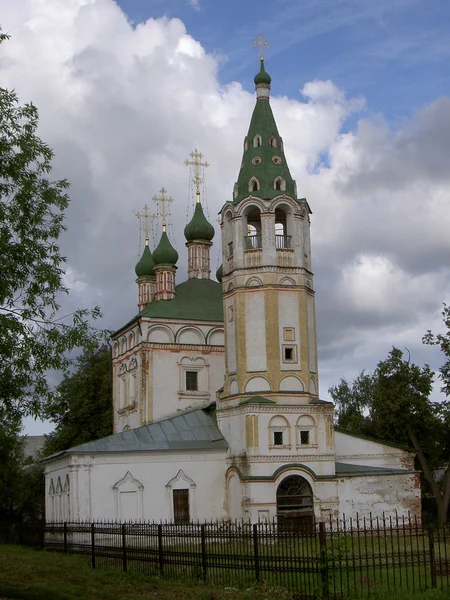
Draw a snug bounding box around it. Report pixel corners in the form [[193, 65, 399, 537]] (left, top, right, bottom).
[[0, 31, 104, 421], [43, 344, 113, 457], [330, 347, 450, 525]]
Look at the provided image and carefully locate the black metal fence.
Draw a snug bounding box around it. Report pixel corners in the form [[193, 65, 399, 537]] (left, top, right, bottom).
[[2, 515, 450, 599]]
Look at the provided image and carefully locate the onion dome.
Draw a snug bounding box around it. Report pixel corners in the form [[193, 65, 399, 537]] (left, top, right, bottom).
[[184, 201, 215, 242], [216, 264, 223, 282], [254, 60, 271, 86], [152, 230, 179, 267], [135, 243, 155, 278]]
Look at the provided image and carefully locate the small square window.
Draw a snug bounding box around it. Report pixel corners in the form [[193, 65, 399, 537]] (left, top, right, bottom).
[[283, 345, 296, 363], [284, 328, 295, 342], [186, 371, 198, 391], [273, 431, 284, 446], [300, 430, 310, 445]]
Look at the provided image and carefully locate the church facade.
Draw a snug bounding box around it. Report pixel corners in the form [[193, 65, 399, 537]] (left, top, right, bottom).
[[44, 60, 421, 525]]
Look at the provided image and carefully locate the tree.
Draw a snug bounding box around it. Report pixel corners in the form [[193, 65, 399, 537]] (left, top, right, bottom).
[[0, 31, 103, 422], [330, 347, 450, 525], [43, 343, 113, 457]]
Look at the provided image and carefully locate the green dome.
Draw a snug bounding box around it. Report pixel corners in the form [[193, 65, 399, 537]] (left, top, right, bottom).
[[184, 202, 215, 242], [152, 230, 179, 267], [254, 60, 271, 86], [216, 264, 223, 282], [135, 244, 155, 278]]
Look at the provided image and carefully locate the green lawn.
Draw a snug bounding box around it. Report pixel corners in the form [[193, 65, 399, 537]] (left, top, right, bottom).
[[1, 545, 450, 600]]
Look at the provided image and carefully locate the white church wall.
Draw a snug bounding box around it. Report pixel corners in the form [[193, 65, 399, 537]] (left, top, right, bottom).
[[335, 431, 415, 470], [46, 449, 227, 522], [245, 291, 267, 372], [337, 473, 421, 520], [278, 291, 300, 371]]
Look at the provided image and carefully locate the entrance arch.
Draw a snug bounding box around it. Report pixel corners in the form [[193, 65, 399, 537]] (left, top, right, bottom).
[[276, 475, 314, 528]]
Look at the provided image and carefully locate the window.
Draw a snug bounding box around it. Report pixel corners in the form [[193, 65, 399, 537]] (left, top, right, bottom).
[[186, 371, 198, 391], [252, 156, 262, 165], [248, 177, 260, 192], [269, 135, 277, 148], [274, 431, 284, 445], [269, 416, 290, 448], [300, 430, 310, 445], [283, 345, 297, 363], [274, 177, 286, 192], [253, 134, 262, 148], [173, 489, 190, 524]]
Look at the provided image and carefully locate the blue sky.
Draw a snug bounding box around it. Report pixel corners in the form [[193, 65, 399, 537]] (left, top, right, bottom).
[[118, 0, 450, 124]]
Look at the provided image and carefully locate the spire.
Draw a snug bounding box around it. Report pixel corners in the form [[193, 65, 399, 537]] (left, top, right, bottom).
[[232, 47, 297, 205]]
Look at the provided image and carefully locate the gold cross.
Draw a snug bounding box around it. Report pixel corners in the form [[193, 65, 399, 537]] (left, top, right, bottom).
[[136, 204, 157, 246], [184, 148, 209, 194], [253, 34, 268, 60], [152, 187, 174, 230]]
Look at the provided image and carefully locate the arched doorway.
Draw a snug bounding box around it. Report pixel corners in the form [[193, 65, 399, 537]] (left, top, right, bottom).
[[276, 475, 314, 530]]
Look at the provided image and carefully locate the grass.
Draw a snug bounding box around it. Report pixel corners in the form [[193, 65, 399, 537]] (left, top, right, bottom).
[[1, 545, 450, 600]]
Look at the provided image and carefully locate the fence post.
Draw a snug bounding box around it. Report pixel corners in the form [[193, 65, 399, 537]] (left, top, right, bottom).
[[91, 523, 96, 569], [428, 528, 437, 588], [158, 524, 164, 575], [122, 523, 127, 572], [64, 522, 68, 554], [201, 524, 207, 582], [319, 521, 329, 600], [253, 523, 260, 582], [40, 520, 45, 549]]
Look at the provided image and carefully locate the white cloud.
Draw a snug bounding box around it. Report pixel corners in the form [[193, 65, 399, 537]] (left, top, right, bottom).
[[1, 0, 449, 430]]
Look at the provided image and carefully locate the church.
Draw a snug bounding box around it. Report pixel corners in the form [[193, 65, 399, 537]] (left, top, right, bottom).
[[44, 57, 421, 525]]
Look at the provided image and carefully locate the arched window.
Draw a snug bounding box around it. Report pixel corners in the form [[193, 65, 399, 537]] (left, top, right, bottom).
[[276, 475, 314, 521], [269, 416, 290, 448], [275, 204, 293, 249], [243, 205, 262, 250], [244, 138, 248, 151], [253, 134, 262, 148], [248, 177, 260, 192], [269, 135, 277, 148], [233, 183, 238, 198], [296, 416, 315, 446], [274, 177, 286, 192]]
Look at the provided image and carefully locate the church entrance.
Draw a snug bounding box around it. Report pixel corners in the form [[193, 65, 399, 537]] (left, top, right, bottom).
[[276, 475, 314, 531]]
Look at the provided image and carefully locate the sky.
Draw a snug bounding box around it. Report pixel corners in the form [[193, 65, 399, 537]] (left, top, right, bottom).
[[1, 0, 449, 435]]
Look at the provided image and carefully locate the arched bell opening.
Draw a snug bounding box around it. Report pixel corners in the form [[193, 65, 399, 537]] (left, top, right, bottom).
[[276, 475, 314, 531], [274, 204, 293, 249], [243, 206, 262, 250]]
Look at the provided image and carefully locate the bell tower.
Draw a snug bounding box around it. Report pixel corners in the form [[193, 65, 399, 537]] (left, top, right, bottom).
[[217, 49, 335, 522]]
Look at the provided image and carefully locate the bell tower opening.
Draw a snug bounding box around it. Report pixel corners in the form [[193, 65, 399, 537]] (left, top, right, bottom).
[[244, 206, 262, 250], [275, 205, 292, 249]]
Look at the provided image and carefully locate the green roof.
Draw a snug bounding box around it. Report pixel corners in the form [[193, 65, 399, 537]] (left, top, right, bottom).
[[216, 264, 223, 282], [135, 244, 155, 278], [233, 62, 297, 205], [140, 277, 223, 322], [152, 230, 179, 267], [335, 462, 417, 477], [184, 201, 215, 242], [239, 396, 276, 405], [254, 59, 271, 86]]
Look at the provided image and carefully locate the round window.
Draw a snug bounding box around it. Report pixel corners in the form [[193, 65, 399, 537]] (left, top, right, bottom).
[[272, 156, 282, 165], [252, 156, 262, 166]]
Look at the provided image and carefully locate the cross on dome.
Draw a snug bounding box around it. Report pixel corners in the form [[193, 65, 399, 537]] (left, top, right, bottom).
[[185, 148, 209, 202], [152, 187, 174, 231], [253, 34, 269, 61], [135, 203, 157, 247]]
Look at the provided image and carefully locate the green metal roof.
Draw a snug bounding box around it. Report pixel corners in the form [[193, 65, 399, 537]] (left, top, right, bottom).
[[152, 230, 179, 267], [140, 277, 223, 322], [254, 59, 271, 86], [184, 201, 215, 242], [45, 407, 227, 460], [335, 462, 417, 477], [239, 396, 276, 405], [135, 244, 155, 278], [233, 62, 297, 205]]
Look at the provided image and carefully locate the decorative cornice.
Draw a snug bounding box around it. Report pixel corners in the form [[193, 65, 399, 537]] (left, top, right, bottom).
[[217, 403, 333, 417]]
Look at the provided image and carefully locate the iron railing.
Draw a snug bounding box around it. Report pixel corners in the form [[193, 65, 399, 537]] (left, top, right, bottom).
[[244, 234, 262, 250], [276, 234, 292, 249], [2, 515, 449, 599]]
